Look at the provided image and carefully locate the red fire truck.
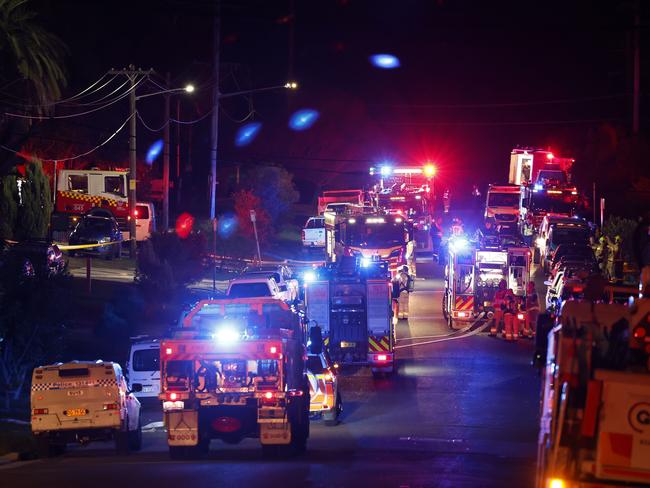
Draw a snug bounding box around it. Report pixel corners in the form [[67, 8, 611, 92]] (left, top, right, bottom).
[[159, 298, 310, 458]]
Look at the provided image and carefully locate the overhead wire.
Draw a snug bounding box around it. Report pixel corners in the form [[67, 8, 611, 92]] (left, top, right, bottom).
[[58, 77, 135, 107], [10, 73, 118, 108], [0, 113, 134, 162], [3, 76, 147, 120]]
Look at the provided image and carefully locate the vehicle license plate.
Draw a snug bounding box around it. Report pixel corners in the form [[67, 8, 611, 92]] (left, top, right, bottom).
[[340, 341, 356, 348], [65, 408, 87, 417], [67, 390, 83, 397]]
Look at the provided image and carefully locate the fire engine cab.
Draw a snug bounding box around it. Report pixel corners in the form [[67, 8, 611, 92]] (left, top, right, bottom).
[[303, 256, 395, 375], [159, 298, 310, 458]]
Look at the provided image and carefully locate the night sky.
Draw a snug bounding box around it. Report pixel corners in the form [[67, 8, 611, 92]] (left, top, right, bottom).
[[25, 0, 650, 212]]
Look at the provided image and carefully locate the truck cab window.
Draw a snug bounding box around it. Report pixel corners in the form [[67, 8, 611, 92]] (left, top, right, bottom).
[[68, 175, 88, 194], [105, 176, 125, 197]]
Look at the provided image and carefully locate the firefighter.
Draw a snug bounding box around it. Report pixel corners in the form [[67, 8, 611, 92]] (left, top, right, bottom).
[[451, 217, 464, 237], [522, 214, 534, 247], [502, 293, 517, 341], [489, 279, 508, 336], [524, 282, 539, 338], [606, 235, 623, 281], [431, 217, 443, 262], [594, 236, 609, 274], [396, 265, 412, 319]]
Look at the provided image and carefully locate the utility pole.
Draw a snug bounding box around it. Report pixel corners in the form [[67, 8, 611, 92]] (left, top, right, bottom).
[[163, 72, 171, 230], [109, 65, 154, 258], [175, 98, 181, 208], [633, 0, 641, 135], [209, 0, 221, 220]]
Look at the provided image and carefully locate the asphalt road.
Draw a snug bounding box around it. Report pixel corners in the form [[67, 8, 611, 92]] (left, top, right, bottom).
[[3, 258, 541, 488]]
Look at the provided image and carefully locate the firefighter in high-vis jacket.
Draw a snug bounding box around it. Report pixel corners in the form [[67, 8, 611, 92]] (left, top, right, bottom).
[[524, 281, 539, 338], [502, 293, 518, 341], [489, 280, 513, 336], [396, 266, 411, 319]]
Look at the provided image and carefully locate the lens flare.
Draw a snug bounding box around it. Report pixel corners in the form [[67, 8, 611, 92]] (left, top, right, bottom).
[[146, 139, 164, 164], [369, 54, 400, 69], [175, 212, 194, 239], [235, 122, 262, 147], [289, 109, 319, 131], [218, 213, 238, 238]]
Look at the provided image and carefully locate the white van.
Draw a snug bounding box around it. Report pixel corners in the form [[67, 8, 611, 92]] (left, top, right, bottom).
[[127, 339, 161, 399], [119, 202, 156, 242], [31, 360, 142, 456]]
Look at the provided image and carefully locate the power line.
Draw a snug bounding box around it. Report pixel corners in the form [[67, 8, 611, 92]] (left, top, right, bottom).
[[0, 113, 133, 162], [3, 76, 146, 120]]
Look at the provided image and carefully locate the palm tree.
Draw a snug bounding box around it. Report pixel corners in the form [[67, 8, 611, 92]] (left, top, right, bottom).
[[0, 0, 67, 111]]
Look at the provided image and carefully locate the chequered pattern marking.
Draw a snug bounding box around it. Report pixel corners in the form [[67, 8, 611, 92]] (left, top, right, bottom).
[[31, 378, 118, 391], [59, 191, 119, 207]]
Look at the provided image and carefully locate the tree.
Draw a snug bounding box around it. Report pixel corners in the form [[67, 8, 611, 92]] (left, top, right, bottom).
[[0, 0, 67, 109], [233, 189, 271, 242], [0, 174, 18, 239], [247, 166, 299, 223], [13, 160, 52, 240]]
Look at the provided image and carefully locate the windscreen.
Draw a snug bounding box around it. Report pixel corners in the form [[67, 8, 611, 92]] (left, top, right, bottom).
[[193, 359, 280, 391], [228, 283, 272, 298], [132, 348, 160, 372], [346, 223, 404, 247], [487, 192, 519, 208], [552, 227, 589, 246], [79, 218, 112, 233], [530, 194, 575, 214], [537, 170, 567, 185]]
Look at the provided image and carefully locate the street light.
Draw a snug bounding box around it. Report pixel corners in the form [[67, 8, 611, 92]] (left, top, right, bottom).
[[209, 81, 299, 220]]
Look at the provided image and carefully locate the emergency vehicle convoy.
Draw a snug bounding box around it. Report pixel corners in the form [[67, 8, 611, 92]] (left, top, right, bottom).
[[159, 298, 311, 458], [536, 298, 650, 488], [304, 256, 395, 375]]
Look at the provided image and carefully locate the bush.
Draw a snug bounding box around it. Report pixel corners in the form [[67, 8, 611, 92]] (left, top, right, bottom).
[[135, 231, 206, 296]]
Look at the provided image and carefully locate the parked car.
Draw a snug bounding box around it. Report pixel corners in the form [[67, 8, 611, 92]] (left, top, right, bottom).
[[3, 239, 65, 278], [306, 351, 342, 426], [536, 217, 590, 272], [302, 217, 326, 249], [226, 276, 285, 300], [31, 360, 142, 456], [133, 202, 156, 242], [549, 243, 596, 271], [242, 264, 299, 301], [545, 268, 588, 313], [69, 215, 122, 259], [126, 338, 160, 399]]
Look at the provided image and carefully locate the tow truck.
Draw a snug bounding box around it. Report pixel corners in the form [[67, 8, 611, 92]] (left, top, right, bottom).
[[159, 298, 310, 458], [536, 296, 650, 488], [443, 237, 531, 328], [324, 209, 413, 278], [303, 256, 395, 375]]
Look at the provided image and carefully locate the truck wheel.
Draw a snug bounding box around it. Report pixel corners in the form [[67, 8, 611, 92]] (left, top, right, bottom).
[[441, 292, 449, 321], [323, 392, 342, 426], [128, 415, 142, 451], [289, 397, 309, 454], [36, 436, 64, 458], [447, 314, 454, 330], [115, 427, 130, 455]]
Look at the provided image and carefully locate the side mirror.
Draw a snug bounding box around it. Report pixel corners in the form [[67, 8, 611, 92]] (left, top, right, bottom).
[[131, 383, 143, 393]]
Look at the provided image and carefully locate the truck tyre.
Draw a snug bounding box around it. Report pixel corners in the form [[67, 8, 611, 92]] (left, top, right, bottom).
[[115, 425, 130, 455], [128, 415, 142, 451], [36, 436, 64, 458], [441, 292, 449, 321], [323, 392, 342, 426]]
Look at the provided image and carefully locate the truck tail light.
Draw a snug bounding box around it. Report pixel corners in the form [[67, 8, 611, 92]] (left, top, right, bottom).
[[323, 372, 333, 381], [32, 408, 48, 415], [270, 346, 277, 354], [103, 403, 119, 411], [458, 311, 468, 318], [376, 354, 387, 362], [287, 389, 304, 397], [168, 392, 178, 401]]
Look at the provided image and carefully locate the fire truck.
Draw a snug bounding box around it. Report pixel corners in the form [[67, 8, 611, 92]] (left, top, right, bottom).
[[158, 298, 311, 458], [443, 237, 531, 328], [536, 297, 650, 488], [317, 189, 364, 215], [324, 209, 413, 278], [303, 257, 395, 375], [509, 148, 584, 230], [51, 168, 130, 233]]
